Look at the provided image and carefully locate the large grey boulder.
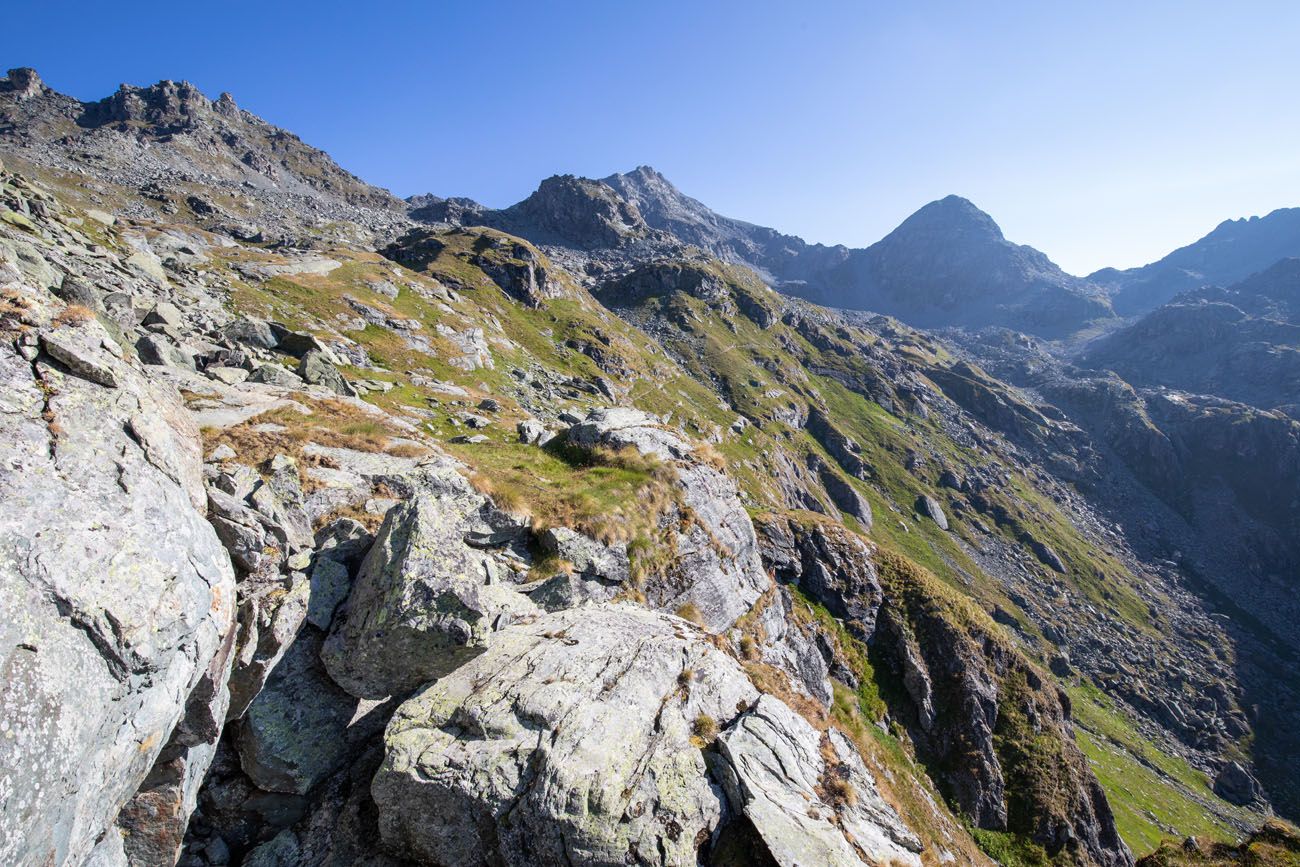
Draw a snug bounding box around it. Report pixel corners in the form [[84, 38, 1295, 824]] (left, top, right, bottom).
[[0, 305, 236, 866], [372, 605, 759, 867], [298, 349, 356, 397], [566, 406, 693, 461], [1213, 761, 1265, 806], [714, 696, 922, 867], [222, 316, 279, 350], [915, 494, 949, 531], [321, 456, 538, 699]]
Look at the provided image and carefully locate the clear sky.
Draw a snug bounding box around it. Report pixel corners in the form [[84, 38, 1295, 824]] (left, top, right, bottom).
[[7, 0, 1300, 274]]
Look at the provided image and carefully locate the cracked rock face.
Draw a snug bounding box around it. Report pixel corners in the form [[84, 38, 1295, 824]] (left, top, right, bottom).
[[0, 299, 235, 866], [371, 604, 759, 867]]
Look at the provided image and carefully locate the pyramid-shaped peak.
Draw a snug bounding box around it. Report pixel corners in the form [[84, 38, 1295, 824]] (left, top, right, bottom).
[[892, 195, 1005, 241]]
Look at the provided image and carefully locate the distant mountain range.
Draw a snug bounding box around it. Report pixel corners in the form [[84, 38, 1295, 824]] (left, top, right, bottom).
[[411, 168, 1116, 336], [413, 166, 1300, 339], [9, 63, 1300, 339], [1090, 207, 1300, 315], [1084, 257, 1300, 412]]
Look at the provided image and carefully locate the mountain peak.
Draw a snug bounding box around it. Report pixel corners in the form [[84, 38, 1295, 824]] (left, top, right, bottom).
[[894, 195, 1005, 242]]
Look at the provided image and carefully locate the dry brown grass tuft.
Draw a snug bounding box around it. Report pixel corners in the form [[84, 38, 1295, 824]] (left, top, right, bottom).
[[51, 304, 95, 327], [695, 441, 727, 471], [691, 713, 719, 745], [674, 602, 705, 627], [744, 659, 828, 728], [203, 395, 422, 479], [313, 500, 386, 534]]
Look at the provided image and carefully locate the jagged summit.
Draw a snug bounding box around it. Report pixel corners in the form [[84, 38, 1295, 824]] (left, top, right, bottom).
[[0, 67, 403, 240], [0, 67, 48, 100], [78, 77, 245, 130]]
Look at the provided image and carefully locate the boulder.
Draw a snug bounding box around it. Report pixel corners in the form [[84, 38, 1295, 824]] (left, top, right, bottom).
[[236, 628, 390, 795], [40, 319, 123, 387], [516, 417, 553, 445], [297, 350, 355, 397], [372, 605, 759, 867], [321, 456, 538, 699], [915, 495, 949, 531], [539, 526, 629, 584], [222, 317, 279, 351], [225, 571, 310, 721], [247, 363, 302, 387], [136, 333, 197, 370], [269, 326, 339, 360], [143, 302, 184, 329], [1213, 761, 1265, 806], [566, 407, 693, 461], [816, 463, 873, 528], [207, 365, 249, 385]]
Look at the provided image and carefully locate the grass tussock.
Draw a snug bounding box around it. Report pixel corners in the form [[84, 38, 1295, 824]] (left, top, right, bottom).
[[449, 439, 681, 547], [313, 500, 386, 534], [691, 713, 719, 746], [51, 304, 96, 327], [201, 396, 417, 475], [674, 602, 705, 626]]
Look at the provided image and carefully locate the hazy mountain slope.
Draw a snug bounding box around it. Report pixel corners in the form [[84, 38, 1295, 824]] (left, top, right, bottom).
[[811, 195, 1114, 335], [1090, 207, 1300, 315], [1083, 258, 1300, 411]]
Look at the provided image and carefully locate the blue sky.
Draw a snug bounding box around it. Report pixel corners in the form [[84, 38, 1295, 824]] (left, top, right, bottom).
[[7, 0, 1300, 273]]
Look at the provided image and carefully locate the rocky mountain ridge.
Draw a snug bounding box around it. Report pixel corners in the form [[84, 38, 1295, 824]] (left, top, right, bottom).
[[1083, 258, 1300, 412], [417, 166, 1118, 337], [0, 68, 1294, 867]]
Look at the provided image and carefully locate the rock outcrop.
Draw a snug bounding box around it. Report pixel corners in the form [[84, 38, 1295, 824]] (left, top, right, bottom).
[[0, 284, 235, 865], [321, 456, 538, 699]]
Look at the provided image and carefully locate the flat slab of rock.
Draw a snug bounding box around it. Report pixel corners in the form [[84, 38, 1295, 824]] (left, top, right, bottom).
[[372, 605, 760, 867]]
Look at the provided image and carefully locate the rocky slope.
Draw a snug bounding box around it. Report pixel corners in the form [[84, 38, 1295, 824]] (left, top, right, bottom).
[[0, 69, 1293, 867], [0, 67, 406, 247]]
